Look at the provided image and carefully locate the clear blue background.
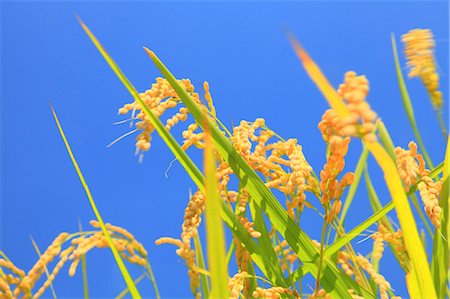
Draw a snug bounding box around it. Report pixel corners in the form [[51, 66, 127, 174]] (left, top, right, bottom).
[[1, 1, 448, 298]]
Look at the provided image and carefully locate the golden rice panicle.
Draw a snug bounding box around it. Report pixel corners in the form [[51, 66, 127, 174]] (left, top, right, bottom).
[[230, 119, 316, 216], [395, 141, 443, 228], [33, 246, 74, 299], [90, 220, 148, 257], [356, 254, 392, 299], [308, 289, 331, 299], [401, 29, 443, 109], [155, 191, 205, 296], [395, 141, 420, 191], [181, 123, 205, 151], [379, 226, 408, 269], [117, 77, 208, 155], [68, 221, 148, 277], [203, 81, 216, 118], [319, 137, 354, 222], [0, 257, 25, 299], [371, 227, 385, 260], [319, 71, 377, 142], [337, 251, 356, 277], [229, 271, 248, 299], [0, 276, 13, 299], [252, 286, 296, 299], [0, 259, 25, 279], [418, 172, 442, 228], [239, 217, 261, 239], [17, 232, 68, 296]]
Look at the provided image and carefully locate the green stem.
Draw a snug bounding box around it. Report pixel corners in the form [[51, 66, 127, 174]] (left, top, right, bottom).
[[314, 212, 328, 295], [145, 259, 161, 299]]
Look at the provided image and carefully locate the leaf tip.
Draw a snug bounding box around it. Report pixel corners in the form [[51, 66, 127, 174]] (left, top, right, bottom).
[[143, 47, 156, 59], [287, 33, 309, 64]]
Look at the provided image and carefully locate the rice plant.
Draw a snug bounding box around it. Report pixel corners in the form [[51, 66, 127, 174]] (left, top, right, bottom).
[[0, 17, 447, 299]]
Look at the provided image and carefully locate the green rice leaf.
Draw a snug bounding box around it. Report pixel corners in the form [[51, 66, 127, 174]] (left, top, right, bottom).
[[78, 221, 89, 299], [204, 126, 229, 298], [50, 106, 141, 299], [194, 234, 210, 298], [391, 33, 434, 168], [377, 120, 396, 161], [248, 199, 286, 285], [289, 200, 395, 283], [339, 145, 369, 226], [431, 135, 450, 297], [115, 274, 147, 299], [363, 167, 411, 271], [145, 48, 373, 299]]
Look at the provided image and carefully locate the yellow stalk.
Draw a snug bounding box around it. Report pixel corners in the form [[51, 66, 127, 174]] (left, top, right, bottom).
[[288, 35, 350, 117], [367, 141, 435, 298]]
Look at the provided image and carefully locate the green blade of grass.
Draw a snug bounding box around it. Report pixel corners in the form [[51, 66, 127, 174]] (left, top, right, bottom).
[[225, 239, 235, 267], [144, 48, 372, 299], [363, 167, 411, 271], [115, 274, 146, 299], [194, 234, 210, 298], [50, 106, 141, 299], [78, 221, 89, 299], [431, 135, 450, 297], [289, 200, 395, 283], [377, 120, 396, 161], [77, 17, 288, 289], [30, 237, 57, 299], [391, 33, 434, 168], [339, 145, 369, 226], [204, 126, 229, 298], [325, 159, 443, 267], [248, 199, 286, 285]]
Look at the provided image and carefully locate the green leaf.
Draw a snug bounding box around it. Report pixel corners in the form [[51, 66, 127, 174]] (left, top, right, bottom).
[[78, 221, 89, 299], [431, 135, 450, 297], [115, 274, 147, 299], [339, 145, 369, 226], [50, 106, 141, 299], [248, 199, 286, 285], [204, 127, 229, 298], [194, 234, 210, 298], [377, 120, 396, 161], [289, 200, 395, 283]]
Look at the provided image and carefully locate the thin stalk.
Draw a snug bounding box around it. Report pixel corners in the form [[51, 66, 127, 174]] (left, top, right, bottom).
[[78, 222, 89, 299], [145, 259, 160, 299], [434, 108, 447, 139], [30, 237, 57, 299], [314, 212, 328, 295], [410, 193, 433, 237], [194, 234, 210, 298]]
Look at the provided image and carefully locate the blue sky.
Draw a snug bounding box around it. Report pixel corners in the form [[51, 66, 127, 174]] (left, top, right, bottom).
[[1, 1, 448, 298]]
